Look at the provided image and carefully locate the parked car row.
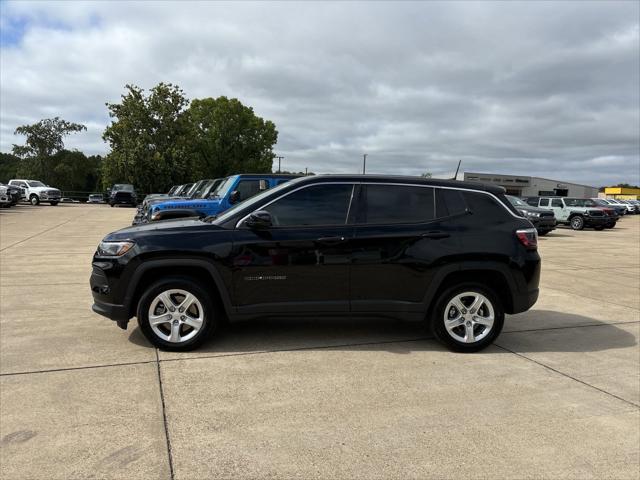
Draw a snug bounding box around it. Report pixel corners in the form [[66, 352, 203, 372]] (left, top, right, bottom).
[[497, 194, 637, 234], [132, 174, 298, 225]]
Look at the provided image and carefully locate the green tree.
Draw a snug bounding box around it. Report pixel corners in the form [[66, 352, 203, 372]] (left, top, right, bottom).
[[45, 150, 103, 191], [101, 83, 195, 193], [0, 152, 20, 183], [12, 117, 86, 183], [188, 96, 278, 177]]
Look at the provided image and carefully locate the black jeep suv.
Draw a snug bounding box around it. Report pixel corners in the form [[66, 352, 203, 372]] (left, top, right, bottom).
[[90, 175, 540, 353]]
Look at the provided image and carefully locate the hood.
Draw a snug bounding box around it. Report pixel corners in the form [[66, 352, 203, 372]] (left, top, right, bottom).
[[517, 205, 553, 214], [31, 186, 60, 192], [103, 217, 223, 241], [153, 198, 222, 211]]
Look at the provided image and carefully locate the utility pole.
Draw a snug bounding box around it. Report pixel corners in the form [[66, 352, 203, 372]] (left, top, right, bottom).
[[305, 167, 308, 176], [276, 156, 284, 173], [362, 154, 367, 174]]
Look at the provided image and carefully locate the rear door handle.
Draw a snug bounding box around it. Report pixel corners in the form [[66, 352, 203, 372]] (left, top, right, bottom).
[[317, 236, 346, 245], [421, 231, 450, 239]]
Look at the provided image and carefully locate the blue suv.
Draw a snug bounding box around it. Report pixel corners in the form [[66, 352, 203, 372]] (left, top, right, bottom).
[[148, 174, 298, 222]]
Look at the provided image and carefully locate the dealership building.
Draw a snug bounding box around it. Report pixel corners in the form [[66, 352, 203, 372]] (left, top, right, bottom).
[[463, 172, 599, 198]]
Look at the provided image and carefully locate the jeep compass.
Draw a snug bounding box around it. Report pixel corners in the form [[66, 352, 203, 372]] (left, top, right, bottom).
[[90, 175, 541, 352]]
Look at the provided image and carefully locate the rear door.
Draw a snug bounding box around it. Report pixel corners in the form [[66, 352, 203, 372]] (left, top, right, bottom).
[[349, 183, 458, 316]]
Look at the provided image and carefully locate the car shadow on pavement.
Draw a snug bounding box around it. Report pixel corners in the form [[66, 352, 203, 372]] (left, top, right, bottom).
[[127, 310, 637, 355]]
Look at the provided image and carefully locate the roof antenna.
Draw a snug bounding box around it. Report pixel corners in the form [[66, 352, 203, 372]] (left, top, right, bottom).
[[452, 160, 462, 180]]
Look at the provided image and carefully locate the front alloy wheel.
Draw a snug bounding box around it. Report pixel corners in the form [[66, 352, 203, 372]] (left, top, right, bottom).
[[30, 195, 40, 206], [431, 284, 504, 352], [570, 216, 584, 230], [148, 289, 204, 343], [137, 277, 219, 350]]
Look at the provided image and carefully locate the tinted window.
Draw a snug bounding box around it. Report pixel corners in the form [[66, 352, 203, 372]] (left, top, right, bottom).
[[436, 189, 467, 217], [235, 180, 265, 201], [266, 184, 353, 226], [359, 185, 435, 224], [539, 199, 550, 207], [551, 199, 563, 208], [463, 191, 509, 219]]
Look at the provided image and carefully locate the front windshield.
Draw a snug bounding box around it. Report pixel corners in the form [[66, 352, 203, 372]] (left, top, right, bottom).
[[191, 179, 214, 198], [196, 180, 218, 199], [113, 184, 134, 191], [185, 182, 200, 197], [211, 177, 236, 199], [213, 177, 307, 225], [27, 181, 45, 187], [506, 195, 527, 207]]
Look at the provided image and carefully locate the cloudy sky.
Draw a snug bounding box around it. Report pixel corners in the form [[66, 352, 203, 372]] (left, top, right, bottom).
[[1, 1, 638, 186]]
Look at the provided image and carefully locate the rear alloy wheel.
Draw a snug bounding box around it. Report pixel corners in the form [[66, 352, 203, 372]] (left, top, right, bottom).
[[137, 277, 219, 351], [570, 216, 584, 230], [431, 283, 504, 352], [29, 194, 40, 206]]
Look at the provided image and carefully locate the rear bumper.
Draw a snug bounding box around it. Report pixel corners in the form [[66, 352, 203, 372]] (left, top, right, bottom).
[[512, 288, 539, 314], [532, 217, 556, 231]]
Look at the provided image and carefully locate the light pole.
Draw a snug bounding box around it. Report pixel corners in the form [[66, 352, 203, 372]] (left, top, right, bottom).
[[362, 154, 367, 174], [276, 156, 284, 173]]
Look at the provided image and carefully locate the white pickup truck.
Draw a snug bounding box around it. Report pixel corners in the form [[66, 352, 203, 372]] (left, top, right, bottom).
[[8, 179, 61, 205]]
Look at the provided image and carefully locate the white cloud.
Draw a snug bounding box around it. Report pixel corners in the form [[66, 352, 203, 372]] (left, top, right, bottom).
[[1, 0, 638, 185]]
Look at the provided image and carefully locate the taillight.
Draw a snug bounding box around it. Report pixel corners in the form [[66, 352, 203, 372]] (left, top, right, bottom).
[[516, 228, 538, 250]]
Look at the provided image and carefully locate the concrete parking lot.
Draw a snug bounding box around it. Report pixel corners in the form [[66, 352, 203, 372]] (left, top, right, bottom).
[[1, 204, 639, 479]]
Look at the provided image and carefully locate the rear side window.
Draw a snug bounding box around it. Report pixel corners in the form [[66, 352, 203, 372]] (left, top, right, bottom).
[[463, 191, 510, 219], [551, 199, 563, 208], [266, 184, 354, 226], [358, 185, 435, 224], [436, 189, 468, 217]]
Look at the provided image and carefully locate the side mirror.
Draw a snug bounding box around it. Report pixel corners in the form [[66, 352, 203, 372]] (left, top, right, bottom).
[[229, 190, 241, 204], [245, 210, 272, 229]]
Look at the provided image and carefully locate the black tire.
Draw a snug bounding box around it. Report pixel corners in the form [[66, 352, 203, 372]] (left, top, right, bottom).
[[430, 283, 504, 353], [137, 276, 220, 351], [29, 194, 40, 206], [594, 226, 605, 231], [605, 223, 616, 229], [49, 201, 59, 206], [538, 230, 550, 236], [109, 202, 114, 207], [569, 215, 584, 230]]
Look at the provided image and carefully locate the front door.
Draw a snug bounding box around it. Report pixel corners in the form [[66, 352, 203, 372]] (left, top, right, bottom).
[[231, 183, 356, 315]]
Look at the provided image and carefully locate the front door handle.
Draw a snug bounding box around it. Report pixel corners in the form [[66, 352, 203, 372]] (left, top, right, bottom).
[[317, 236, 346, 245], [421, 231, 450, 239]]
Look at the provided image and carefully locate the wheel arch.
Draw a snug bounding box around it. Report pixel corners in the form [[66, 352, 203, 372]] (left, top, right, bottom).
[[423, 262, 517, 317], [124, 259, 233, 319]]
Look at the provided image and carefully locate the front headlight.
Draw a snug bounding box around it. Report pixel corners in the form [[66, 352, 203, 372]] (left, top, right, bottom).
[[97, 241, 134, 257]]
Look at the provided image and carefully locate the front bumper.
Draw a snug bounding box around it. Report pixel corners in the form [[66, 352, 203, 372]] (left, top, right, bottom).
[[90, 266, 131, 329], [584, 216, 608, 227], [40, 192, 61, 201]]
